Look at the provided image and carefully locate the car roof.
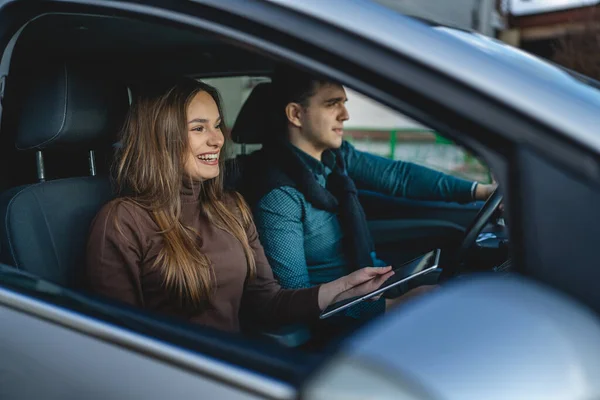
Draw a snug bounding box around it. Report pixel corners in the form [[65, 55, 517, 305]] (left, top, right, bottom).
[[267, 0, 600, 153], [10, 13, 274, 79]]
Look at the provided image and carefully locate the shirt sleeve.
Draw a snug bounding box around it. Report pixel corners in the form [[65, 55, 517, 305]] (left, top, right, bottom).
[[252, 187, 312, 289], [86, 202, 145, 307], [241, 212, 321, 325], [342, 141, 475, 203]]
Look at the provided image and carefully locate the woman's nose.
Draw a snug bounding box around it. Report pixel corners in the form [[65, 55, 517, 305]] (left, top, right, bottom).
[[207, 128, 224, 147]]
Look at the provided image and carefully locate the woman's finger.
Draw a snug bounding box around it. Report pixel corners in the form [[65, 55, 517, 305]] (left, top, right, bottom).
[[344, 270, 394, 299]]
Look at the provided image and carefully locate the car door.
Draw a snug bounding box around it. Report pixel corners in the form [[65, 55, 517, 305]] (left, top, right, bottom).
[[0, 265, 301, 400]]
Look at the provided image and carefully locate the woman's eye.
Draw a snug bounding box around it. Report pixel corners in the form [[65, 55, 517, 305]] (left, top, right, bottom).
[[192, 126, 205, 132]]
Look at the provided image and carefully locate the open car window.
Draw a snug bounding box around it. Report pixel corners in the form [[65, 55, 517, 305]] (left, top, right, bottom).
[[345, 88, 492, 183], [0, 10, 500, 348]]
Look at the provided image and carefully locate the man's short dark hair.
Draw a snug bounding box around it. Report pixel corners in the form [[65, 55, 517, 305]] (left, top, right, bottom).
[[272, 66, 328, 108], [270, 65, 330, 134]]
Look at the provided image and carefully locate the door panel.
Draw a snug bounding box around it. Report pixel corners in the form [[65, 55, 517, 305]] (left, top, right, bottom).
[[360, 191, 482, 264], [0, 296, 288, 400], [360, 190, 482, 224]]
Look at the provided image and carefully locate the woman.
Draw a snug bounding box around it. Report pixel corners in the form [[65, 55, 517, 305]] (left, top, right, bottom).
[[86, 78, 393, 333]]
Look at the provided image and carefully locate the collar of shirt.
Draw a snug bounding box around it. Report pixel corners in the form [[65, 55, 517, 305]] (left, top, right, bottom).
[[291, 146, 337, 187]]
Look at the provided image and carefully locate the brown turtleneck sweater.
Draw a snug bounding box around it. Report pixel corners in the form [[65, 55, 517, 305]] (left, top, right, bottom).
[[85, 182, 321, 333]]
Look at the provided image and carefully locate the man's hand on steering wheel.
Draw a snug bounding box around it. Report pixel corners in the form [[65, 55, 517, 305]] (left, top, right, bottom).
[[475, 183, 498, 201], [440, 186, 504, 280]]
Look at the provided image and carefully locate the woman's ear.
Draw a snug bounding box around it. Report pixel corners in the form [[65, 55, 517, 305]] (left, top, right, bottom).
[[285, 103, 303, 128]]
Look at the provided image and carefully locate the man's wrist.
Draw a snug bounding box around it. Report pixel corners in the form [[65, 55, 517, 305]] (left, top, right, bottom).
[[471, 182, 479, 201], [474, 183, 497, 201]]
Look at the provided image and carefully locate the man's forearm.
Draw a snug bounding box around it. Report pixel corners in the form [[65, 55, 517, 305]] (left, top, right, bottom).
[[344, 141, 487, 203]]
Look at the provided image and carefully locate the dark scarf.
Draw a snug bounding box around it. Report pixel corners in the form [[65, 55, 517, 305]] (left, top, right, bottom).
[[241, 141, 374, 271]]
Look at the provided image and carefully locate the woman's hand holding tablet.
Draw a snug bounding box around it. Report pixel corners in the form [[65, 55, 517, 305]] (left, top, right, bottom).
[[320, 249, 441, 319]]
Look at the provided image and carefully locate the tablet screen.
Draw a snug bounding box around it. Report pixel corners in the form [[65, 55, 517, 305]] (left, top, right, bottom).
[[320, 249, 441, 319]]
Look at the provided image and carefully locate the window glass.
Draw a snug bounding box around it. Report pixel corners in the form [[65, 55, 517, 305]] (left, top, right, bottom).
[[202, 76, 269, 157], [345, 88, 492, 183]]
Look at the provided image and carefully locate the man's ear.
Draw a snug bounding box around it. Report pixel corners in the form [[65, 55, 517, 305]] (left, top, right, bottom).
[[285, 103, 303, 128]]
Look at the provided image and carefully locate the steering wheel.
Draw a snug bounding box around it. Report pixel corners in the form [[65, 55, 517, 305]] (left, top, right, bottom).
[[441, 187, 503, 279]]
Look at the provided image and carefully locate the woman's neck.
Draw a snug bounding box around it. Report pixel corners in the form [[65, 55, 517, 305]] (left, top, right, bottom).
[[181, 175, 203, 203]]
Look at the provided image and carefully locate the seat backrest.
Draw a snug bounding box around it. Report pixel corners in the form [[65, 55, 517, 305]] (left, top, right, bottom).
[[231, 82, 274, 146], [226, 82, 275, 190], [0, 62, 129, 287], [229, 82, 315, 346]]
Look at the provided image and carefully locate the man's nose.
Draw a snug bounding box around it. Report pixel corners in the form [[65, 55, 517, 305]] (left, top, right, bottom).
[[339, 104, 349, 121]]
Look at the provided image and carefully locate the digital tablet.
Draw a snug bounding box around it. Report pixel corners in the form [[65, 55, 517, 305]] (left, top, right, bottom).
[[319, 248, 441, 319]]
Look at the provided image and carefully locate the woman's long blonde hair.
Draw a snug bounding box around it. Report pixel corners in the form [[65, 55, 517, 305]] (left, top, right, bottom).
[[114, 78, 255, 308]]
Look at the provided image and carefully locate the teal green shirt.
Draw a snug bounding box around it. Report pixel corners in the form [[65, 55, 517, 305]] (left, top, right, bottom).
[[253, 141, 475, 319]]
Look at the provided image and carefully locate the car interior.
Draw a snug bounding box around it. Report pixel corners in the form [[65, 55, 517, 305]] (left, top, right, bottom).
[[0, 13, 510, 352]]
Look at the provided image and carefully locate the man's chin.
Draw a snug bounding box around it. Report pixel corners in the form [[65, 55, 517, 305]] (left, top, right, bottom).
[[329, 137, 344, 149]]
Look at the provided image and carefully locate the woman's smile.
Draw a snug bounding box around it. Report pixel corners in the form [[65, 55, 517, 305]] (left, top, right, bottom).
[[196, 151, 219, 166]]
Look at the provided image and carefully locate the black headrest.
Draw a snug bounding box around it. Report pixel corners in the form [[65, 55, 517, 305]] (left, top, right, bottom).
[[231, 82, 274, 145], [4, 62, 129, 150]]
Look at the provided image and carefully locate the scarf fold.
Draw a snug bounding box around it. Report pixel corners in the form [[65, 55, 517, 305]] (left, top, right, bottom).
[[243, 141, 374, 271]]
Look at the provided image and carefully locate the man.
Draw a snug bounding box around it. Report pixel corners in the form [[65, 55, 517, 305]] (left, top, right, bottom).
[[241, 67, 495, 319]]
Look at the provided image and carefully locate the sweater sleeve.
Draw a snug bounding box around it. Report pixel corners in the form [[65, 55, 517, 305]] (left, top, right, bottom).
[[242, 217, 322, 325], [86, 201, 146, 307]]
